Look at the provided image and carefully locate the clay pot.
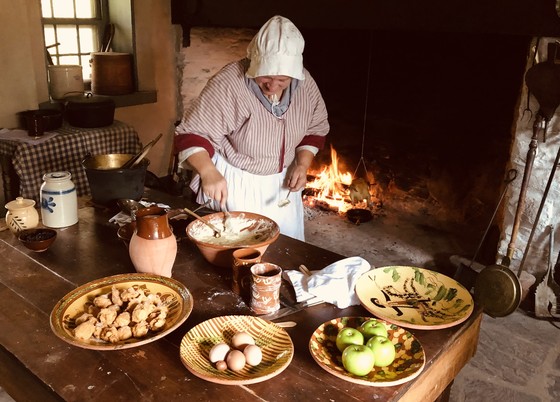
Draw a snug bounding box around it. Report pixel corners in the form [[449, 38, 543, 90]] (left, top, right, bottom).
[[128, 206, 177, 277], [5, 197, 40, 234]]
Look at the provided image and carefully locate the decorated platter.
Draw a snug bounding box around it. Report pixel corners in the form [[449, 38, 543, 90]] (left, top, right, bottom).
[[356, 266, 474, 330], [180, 315, 293, 385], [50, 273, 193, 350], [309, 316, 425, 386]]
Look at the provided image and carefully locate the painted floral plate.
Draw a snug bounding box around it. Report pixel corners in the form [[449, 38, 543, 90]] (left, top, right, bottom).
[[309, 316, 425, 386], [50, 273, 193, 350], [356, 266, 474, 330], [180, 315, 293, 385]]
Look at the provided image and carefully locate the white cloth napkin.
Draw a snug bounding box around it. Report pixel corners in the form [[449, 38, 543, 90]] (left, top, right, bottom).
[[109, 201, 170, 226], [284, 256, 372, 309], [0, 128, 58, 144]]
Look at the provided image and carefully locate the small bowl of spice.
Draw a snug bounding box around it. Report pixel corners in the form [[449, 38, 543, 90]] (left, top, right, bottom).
[[18, 228, 57, 252]]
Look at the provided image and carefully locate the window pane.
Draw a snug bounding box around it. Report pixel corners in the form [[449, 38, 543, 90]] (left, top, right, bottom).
[[59, 55, 81, 65], [75, 1, 96, 18], [79, 26, 96, 53], [56, 26, 79, 54], [52, 0, 75, 18], [43, 25, 57, 48], [41, 0, 53, 18]]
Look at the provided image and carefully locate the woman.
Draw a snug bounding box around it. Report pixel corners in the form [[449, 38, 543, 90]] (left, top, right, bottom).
[[174, 15, 329, 241]]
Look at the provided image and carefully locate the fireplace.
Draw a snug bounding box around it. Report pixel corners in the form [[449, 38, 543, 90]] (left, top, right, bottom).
[[173, 3, 560, 284]]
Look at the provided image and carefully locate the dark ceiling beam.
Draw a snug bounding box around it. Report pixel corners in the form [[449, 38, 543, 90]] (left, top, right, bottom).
[[172, 0, 560, 40]]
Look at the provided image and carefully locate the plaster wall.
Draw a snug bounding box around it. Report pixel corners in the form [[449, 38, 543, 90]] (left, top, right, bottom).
[[0, 0, 179, 177]]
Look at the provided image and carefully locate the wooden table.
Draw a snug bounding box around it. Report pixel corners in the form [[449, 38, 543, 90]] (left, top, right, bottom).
[[0, 195, 482, 402]]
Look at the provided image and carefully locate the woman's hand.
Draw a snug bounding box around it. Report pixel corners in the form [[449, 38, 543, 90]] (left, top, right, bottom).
[[286, 149, 315, 191], [187, 151, 228, 208]]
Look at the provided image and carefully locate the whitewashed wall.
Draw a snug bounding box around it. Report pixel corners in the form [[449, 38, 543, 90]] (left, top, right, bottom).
[[498, 37, 560, 280]]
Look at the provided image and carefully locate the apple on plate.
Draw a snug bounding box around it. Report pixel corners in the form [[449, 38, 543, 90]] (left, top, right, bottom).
[[366, 335, 396, 367], [358, 319, 388, 340], [336, 327, 364, 352], [342, 345, 376, 376]]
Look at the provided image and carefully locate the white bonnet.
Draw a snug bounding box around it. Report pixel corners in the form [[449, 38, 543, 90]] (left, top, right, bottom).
[[246, 15, 305, 80]]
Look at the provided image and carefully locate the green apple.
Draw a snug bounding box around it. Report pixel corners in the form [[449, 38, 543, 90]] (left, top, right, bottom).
[[358, 319, 388, 340], [366, 335, 396, 367], [342, 345, 376, 376], [335, 327, 364, 353]]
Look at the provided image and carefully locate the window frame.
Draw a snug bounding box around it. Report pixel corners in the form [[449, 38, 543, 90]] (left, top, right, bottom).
[[41, 0, 109, 75]]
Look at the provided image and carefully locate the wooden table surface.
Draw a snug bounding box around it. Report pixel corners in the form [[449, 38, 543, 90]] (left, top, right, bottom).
[[0, 195, 482, 402]]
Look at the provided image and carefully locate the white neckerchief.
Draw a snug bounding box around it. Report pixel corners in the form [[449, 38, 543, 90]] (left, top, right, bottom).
[[246, 77, 300, 117]]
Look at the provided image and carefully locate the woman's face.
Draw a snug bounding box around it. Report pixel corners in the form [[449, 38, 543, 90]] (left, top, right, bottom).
[[254, 75, 292, 98]]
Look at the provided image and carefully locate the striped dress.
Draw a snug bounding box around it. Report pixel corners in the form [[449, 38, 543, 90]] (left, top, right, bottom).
[[175, 59, 330, 240]]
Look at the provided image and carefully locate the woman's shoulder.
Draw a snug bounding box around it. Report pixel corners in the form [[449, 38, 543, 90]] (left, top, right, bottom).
[[210, 59, 248, 84]]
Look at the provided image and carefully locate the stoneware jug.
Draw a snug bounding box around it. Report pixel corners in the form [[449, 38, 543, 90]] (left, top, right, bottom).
[[5, 197, 39, 234], [128, 206, 176, 277]]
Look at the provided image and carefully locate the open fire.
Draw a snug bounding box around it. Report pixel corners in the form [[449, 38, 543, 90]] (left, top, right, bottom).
[[305, 146, 380, 214]]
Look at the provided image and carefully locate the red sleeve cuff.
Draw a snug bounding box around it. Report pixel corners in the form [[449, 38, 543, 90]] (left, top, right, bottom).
[[297, 134, 326, 150], [174, 133, 215, 158]]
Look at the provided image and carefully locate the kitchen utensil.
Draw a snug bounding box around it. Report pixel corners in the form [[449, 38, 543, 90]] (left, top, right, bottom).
[[185, 211, 279, 268], [278, 190, 291, 207], [231, 247, 262, 297], [525, 42, 560, 139], [248, 263, 283, 315], [182, 206, 223, 238], [18, 228, 57, 252], [65, 92, 115, 128], [4, 197, 40, 234], [121, 133, 162, 169], [517, 141, 560, 278], [50, 273, 193, 350], [535, 225, 560, 318], [502, 117, 541, 268], [275, 321, 297, 328], [82, 153, 149, 206], [18, 109, 63, 132], [309, 316, 425, 387], [346, 208, 373, 225], [179, 315, 293, 385], [356, 266, 474, 329], [116, 198, 145, 216], [469, 169, 518, 267], [258, 298, 324, 321]]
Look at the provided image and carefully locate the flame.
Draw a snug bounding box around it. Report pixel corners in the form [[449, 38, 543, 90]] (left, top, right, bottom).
[[305, 146, 373, 213]]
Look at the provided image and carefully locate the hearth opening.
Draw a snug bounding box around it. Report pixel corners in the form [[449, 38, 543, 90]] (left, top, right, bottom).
[[179, 27, 531, 236]]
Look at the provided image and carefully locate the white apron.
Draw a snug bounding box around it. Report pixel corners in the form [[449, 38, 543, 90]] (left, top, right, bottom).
[[191, 154, 305, 241]]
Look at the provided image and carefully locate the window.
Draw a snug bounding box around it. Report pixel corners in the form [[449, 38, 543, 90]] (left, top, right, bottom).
[[41, 0, 109, 80]]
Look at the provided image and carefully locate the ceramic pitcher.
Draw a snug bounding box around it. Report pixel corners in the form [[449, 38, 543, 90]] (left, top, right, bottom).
[[128, 206, 176, 277]]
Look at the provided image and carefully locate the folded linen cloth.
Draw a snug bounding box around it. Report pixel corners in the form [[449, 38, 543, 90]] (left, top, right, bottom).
[[109, 201, 170, 226], [284, 256, 372, 309]]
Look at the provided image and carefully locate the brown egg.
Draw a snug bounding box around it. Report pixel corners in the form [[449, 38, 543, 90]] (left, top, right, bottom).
[[231, 331, 255, 351], [208, 342, 230, 363], [215, 360, 228, 371], [226, 349, 246, 371], [243, 344, 262, 366]]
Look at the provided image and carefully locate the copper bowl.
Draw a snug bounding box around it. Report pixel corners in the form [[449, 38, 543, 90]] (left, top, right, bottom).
[[186, 211, 280, 268], [18, 228, 57, 252]]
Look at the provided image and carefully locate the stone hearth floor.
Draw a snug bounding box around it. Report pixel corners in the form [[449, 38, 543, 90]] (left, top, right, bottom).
[[303, 204, 560, 402]]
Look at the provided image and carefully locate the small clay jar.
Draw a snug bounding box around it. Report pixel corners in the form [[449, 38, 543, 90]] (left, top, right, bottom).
[[128, 206, 177, 277], [5, 197, 40, 234]]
